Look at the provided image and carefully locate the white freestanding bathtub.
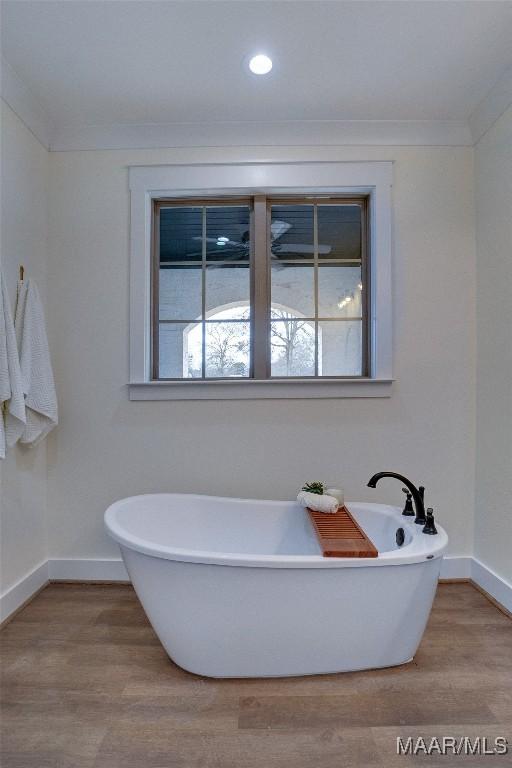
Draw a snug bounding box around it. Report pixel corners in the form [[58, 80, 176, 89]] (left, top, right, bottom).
[[105, 494, 448, 678]]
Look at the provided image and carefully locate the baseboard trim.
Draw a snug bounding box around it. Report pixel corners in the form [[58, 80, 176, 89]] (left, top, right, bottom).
[[440, 556, 472, 580], [48, 556, 474, 582], [48, 556, 471, 581], [471, 558, 512, 616], [48, 558, 129, 582], [0, 561, 49, 625], [2, 555, 510, 625]]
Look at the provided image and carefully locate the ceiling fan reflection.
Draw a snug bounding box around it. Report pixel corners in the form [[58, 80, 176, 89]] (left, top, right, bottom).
[[191, 219, 332, 263]]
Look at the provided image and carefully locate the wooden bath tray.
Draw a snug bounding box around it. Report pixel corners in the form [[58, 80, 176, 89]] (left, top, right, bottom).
[[308, 505, 378, 558]]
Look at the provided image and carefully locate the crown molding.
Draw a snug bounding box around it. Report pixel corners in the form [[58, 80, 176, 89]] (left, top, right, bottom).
[[4, 52, 511, 152], [0, 57, 54, 149], [469, 64, 512, 145], [49, 118, 472, 151]]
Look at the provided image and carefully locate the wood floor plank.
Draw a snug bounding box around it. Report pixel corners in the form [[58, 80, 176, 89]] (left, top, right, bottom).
[[93, 726, 385, 768], [1, 713, 106, 768], [0, 582, 510, 768], [238, 691, 497, 730]]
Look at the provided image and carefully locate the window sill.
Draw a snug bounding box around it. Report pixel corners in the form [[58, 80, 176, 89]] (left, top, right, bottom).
[[129, 378, 393, 401]]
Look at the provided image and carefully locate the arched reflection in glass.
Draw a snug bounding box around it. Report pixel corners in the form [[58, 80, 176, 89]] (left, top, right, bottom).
[[184, 303, 317, 378]]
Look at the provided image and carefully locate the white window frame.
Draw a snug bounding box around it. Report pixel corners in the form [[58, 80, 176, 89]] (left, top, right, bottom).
[[129, 161, 393, 400]]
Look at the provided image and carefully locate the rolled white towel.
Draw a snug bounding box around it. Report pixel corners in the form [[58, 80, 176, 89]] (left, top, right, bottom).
[[297, 490, 339, 514]]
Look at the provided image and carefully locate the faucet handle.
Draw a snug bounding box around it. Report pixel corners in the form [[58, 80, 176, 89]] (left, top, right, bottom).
[[401, 488, 414, 516], [422, 507, 438, 535]]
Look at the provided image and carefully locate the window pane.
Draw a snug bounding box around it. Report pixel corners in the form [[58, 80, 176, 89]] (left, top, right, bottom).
[[318, 266, 363, 318], [206, 206, 250, 262], [271, 264, 315, 318], [205, 322, 250, 378], [154, 197, 367, 382], [159, 323, 201, 379], [160, 207, 203, 263], [159, 266, 202, 321], [270, 319, 315, 377], [206, 264, 250, 318], [317, 205, 361, 261], [271, 205, 314, 261], [318, 321, 362, 376]]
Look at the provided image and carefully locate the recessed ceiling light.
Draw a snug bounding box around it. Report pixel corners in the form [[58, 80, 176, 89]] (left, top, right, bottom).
[[249, 54, 272, 75], [217, 236, 229, 243]]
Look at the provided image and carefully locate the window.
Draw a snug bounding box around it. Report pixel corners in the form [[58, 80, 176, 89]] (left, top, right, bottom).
[[129, 161, 392, 399], [152, 196, 369, 381]]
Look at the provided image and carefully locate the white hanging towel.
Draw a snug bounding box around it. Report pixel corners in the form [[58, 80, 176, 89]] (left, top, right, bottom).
[[15, 278, 58, 445], [0, 273, 26, 458]]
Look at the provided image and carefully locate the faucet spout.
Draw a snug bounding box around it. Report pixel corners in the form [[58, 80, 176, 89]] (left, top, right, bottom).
[[367, 471, 427, 525]]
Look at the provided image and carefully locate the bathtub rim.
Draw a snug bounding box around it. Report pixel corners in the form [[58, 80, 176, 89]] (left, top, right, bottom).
[[104, 493, 448, 569]]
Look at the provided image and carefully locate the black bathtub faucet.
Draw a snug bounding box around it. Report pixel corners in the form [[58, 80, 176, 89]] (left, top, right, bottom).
[[367, 472, 427, 526]]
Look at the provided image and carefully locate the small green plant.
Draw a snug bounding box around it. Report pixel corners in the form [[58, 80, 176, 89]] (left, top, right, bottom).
[[301, 481, 325, 495]]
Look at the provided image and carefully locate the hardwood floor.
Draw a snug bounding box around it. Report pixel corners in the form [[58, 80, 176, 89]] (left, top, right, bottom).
[[1, 583, 510, 767]]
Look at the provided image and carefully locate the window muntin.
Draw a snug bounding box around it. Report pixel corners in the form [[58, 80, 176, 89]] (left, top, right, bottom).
[[152, 196, 368, 380]]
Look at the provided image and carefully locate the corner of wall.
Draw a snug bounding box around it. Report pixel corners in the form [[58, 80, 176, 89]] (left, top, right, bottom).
[[0, 99, 51, 607]]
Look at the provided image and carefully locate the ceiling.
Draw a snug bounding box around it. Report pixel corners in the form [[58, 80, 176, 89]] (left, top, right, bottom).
[[1, 1, 512, 148]]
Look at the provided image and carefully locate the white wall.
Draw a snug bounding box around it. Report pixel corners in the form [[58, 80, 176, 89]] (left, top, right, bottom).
[[0, 101, 49, 594], [46, 145, 476, 562], [474, 105, 512, 584]]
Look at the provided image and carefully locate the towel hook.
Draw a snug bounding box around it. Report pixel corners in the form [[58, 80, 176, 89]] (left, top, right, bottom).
[[19, 265, 24, 282]]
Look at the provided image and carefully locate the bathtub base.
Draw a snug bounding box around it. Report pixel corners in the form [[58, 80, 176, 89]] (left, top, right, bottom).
[[171, 656, 416, 680], [121, 546, 441, 678]]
